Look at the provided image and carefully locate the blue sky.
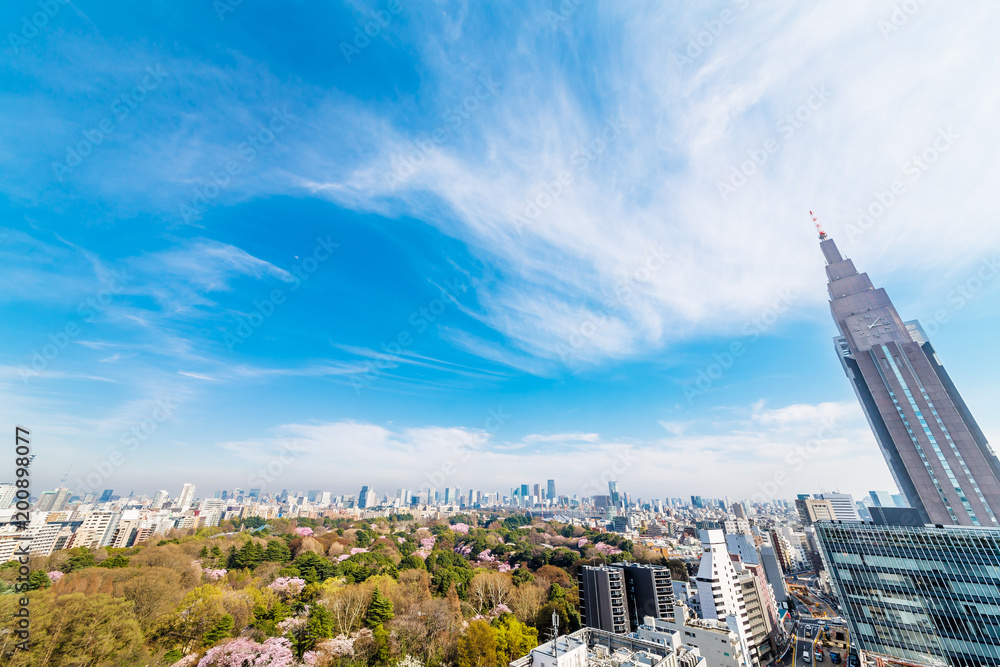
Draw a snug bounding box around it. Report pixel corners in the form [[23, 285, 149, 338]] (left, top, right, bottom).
[[2, 0, 1000, 502]]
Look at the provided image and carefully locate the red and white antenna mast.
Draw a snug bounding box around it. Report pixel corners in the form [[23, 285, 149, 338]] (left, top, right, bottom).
[[810, 210, 827, 240]]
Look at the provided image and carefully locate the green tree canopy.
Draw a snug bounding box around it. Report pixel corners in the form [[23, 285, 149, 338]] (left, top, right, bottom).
[[365, 586, 395, 627]]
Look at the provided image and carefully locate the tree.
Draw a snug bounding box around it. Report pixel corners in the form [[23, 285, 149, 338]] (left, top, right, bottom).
[[0, 591, 143, 666], [293, 551, 337, 584], [535, 585, 581, 638], [372, 623, 392, 667], [242, 516, 267, 530], [666, 559, 688, 582], [366, 586, 395, 627], [265, 539, 292, 564], [27, 570, 51, 590], [203, 613, 235, 646], [457, 619, 498, 667], [399, 554, 426, 571], [98, 553, 131, 568], [292, 603, 335, 657], [469, 571, 513, 614], [64, 548, 97, 572], [153, 585, 229, 651], [118, 566, 185, 630], [198, 637, 294, 666], [229, 540, 266, 570], [327, 583, 371, 636], [493, 614, 538, 664]]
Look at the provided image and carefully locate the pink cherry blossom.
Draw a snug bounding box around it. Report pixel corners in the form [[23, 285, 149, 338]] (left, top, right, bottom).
[[450, 523, 470, 534], [595, 542, 623, 555], [48, 571, 64, 582], [295, 527, 314, 537], [196, 637, 294, 666], [268, 577, 306, 596], [203, 568, 228, 581], [577, 537, 589, 547]]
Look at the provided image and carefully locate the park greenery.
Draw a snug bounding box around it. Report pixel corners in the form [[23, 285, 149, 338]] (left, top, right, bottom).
[[0, 513, 686, 666]]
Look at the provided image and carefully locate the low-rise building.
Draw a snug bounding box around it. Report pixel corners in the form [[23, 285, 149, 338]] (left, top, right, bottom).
[[510, 626, 706, 667], [637, 604, 747, 667]]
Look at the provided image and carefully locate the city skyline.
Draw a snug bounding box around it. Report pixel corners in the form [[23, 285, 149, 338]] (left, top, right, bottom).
[[2, 3, 1000, 501]]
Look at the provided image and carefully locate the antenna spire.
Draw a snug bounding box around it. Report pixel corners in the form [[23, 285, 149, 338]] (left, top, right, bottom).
[[810, 211, 827, 241]]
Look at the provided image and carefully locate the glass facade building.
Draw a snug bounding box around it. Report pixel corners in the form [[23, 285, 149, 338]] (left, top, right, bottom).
[[815, 521, 1000, 666], [821, 234, 1000, 526]]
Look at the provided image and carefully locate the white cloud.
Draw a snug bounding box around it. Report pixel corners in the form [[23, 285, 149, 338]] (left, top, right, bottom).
[[288, 2, 1000, 368], [213, 400, 894, 501]]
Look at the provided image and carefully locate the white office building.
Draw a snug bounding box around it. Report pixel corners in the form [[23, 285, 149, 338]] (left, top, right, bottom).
[[177, 483, 196, 511]]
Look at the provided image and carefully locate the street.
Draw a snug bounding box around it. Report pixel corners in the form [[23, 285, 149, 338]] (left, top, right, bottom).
[[774, 618, 855, 667]]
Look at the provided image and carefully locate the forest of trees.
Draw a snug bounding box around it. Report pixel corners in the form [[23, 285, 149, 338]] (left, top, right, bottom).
[[0, 514, 685, 666]]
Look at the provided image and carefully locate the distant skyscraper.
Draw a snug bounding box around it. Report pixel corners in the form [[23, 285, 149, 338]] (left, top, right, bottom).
[[817, 493, 861, 521], [99, 489, 114, 503], [822, 232, 1000, 526], [609, 481, 621, 508], [868, 490, 896, 507], [0, 483, 16, 510], [358, 485, 375, 508], [177, 483, 196, 511], [151, 490, 169, 509], [547, 479, 556, 502]]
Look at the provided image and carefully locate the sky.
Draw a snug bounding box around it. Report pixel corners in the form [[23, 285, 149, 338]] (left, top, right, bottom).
[[2, 0, 999, 504]]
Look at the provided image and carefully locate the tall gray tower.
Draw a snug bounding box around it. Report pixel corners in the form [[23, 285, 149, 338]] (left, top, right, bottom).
[[821, 230, 1000, 526]]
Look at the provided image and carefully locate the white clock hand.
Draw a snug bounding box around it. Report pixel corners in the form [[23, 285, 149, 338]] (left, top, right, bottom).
[[868, 316, 882, 329]]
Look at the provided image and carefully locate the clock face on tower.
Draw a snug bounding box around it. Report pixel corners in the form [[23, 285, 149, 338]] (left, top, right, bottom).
[[848, 308, 894, 347]]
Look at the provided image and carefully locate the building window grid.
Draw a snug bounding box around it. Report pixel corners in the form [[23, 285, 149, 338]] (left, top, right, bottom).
[[880, 346, 979, 523], [896, 347, 999, 526], [820, 524, 1000, 665], [870, 347, 960, 523]]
